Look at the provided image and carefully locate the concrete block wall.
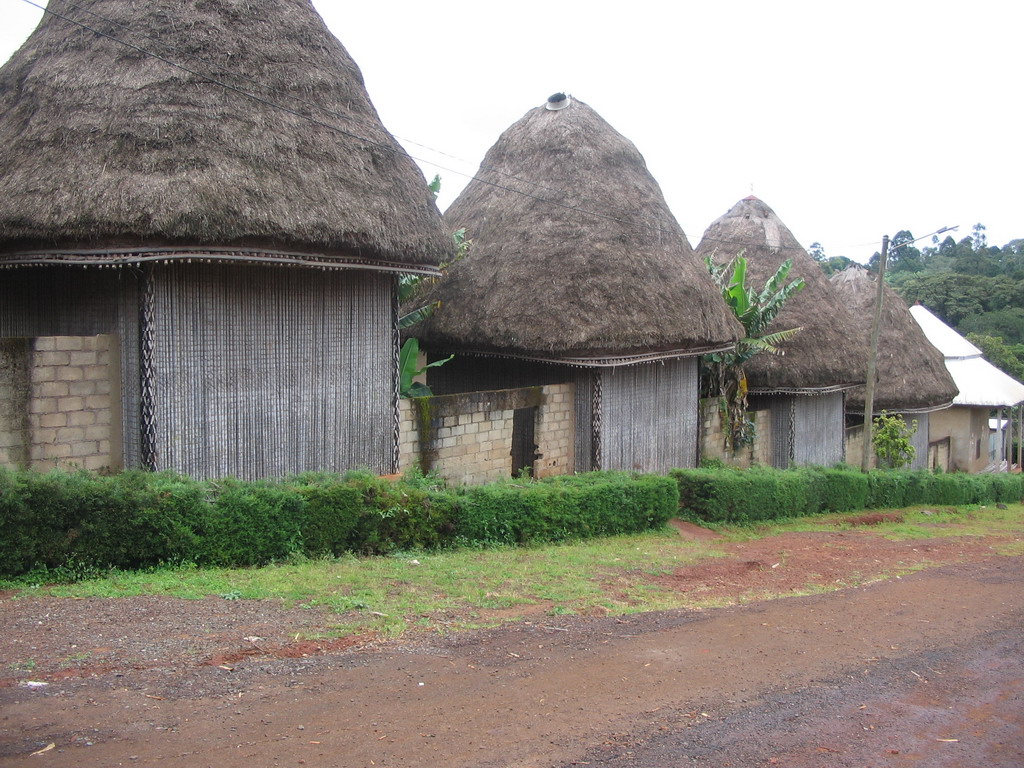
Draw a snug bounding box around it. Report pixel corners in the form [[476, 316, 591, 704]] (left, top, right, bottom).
[[699, 398, 772, 467], [0, 335, 122, 472], [532, 383, 574, 478], [399, 384, 575, 485]]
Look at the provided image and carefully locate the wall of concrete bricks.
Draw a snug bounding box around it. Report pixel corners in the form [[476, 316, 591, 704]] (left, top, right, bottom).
[[399, 383, 575, 485], [531, 383, 574, 479], [0, 335, 122, 472], [699, 398, 772, 467]]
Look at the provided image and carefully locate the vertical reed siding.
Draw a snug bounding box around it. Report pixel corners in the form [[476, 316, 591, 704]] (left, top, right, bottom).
[[905, 411, 929, 470], [599, 358, 698, 472], [769, 396, 795, 468], [149, 264, 392, 479], [791, 392, 845, 466], [573, 369, 595, 473], [117, 274, 143, 469]]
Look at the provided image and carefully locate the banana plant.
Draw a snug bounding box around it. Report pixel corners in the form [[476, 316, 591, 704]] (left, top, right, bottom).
[[703, 254, 805, 449], [399, 338, 452, 398], [398, 220, 469, 397]]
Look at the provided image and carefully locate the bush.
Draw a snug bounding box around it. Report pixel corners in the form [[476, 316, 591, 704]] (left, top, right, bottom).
[[73, 472, 205, 570], [453, 472, 676, 545], [199, 481, 305, 567], [795, 467, 868, 513], [673, 465, 1022, 523], [3, 462, 1015, 580], [671, 467, 811, 523], [0, 470, 205, 574], [0, 468, 676, 578]]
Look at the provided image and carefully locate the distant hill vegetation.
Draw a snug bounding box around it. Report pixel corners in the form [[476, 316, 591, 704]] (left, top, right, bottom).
[[811, 224, 1024, 380]]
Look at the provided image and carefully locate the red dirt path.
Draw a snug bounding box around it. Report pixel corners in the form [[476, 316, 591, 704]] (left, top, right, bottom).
[[1, 517, 1022, 767]]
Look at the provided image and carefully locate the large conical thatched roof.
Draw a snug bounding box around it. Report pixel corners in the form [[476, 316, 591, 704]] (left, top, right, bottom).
[[0, 0, 449, 269], [413, 96, 742, 364], [830, 265, 958, 412], [695, 196, 867, 392]]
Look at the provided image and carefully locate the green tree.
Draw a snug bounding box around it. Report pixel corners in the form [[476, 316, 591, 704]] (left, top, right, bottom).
[[894, 272, 990, 325], [961, 309, 1024, 345], [872, 411, 918, 469], [808, 241, 854, 276], [702, 255, 805, 449], [886, 230, 924, 274], [966, 333, 1024, 380]]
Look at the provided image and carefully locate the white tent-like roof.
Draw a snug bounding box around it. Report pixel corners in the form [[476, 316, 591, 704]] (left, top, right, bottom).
[[909, 304, 1024, 408]]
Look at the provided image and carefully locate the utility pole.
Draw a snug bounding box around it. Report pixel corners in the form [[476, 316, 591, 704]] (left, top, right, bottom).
[[861, 235, 889, 472]]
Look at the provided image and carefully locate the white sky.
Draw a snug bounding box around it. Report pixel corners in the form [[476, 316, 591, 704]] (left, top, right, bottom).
[[2, 0, 1021, 262]]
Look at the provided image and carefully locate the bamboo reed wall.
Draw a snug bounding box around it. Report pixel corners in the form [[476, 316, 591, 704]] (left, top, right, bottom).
[[1, 263, 396, 479], [769, 396, 793, 468], [909, 412, 930, 470], [0, 267, 121, 337], [768, 392, 845, 468], [598, 358, 699, 472], [149, 264, 393, 479], [573, 369, 595, 473], [424, 354, 701, 473]]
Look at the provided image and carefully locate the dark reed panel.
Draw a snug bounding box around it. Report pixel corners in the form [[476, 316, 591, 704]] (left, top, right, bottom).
[[770, 396, 795, 468], [573, 369, 594, 473], [116, 271, 142, 469], [426, 354, 572, 395], [0, 266, 119, 336]]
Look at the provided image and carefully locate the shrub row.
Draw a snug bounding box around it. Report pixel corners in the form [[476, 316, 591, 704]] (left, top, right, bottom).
[[0, 469, 677, 578], [671, 466, 1024, 524]]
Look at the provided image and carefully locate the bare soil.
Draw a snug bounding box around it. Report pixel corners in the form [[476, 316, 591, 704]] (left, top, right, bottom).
[[2, 518, 1023, 767]]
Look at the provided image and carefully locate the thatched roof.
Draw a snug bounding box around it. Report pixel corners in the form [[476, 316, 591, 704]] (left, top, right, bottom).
[[830, 266, 958, 413], [695, 196, 867, 392], [412, 96, 742, 365], [0, 0, 449, 270]]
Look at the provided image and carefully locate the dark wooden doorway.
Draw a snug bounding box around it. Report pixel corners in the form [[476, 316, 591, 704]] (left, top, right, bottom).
[[510, 406, 538, 476]]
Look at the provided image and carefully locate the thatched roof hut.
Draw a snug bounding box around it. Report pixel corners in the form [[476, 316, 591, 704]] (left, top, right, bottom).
[[830, 265, 957, 413], [0, 0, 449, 479], [695, 196, 867, 392], [0, 0, 449, 270], [415, 96, 741, 364]]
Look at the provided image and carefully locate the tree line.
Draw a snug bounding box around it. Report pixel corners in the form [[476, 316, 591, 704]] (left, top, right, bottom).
[[812, 224, 1024, 381]]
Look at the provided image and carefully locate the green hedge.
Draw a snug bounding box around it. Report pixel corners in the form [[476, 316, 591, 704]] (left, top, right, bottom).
[[454, 472, 677, 545], [672, 465, 1024, 524], [0, 468, 676, 578]]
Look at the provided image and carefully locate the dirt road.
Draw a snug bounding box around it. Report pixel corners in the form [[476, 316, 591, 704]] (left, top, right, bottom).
[[2, 538, 1023, 767]]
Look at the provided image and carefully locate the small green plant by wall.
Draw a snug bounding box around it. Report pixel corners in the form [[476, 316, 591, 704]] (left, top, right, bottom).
[[872, 411, 918, 469]]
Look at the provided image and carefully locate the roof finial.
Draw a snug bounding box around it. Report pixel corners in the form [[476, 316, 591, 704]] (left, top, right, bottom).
[[546, 93, 570, 111]]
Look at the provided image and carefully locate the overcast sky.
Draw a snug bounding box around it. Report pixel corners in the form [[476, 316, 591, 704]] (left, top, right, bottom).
[[3, 0, 1020, 263]]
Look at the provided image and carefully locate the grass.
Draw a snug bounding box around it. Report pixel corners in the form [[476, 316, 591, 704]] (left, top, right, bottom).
[[4, 504, 1022, 640]]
